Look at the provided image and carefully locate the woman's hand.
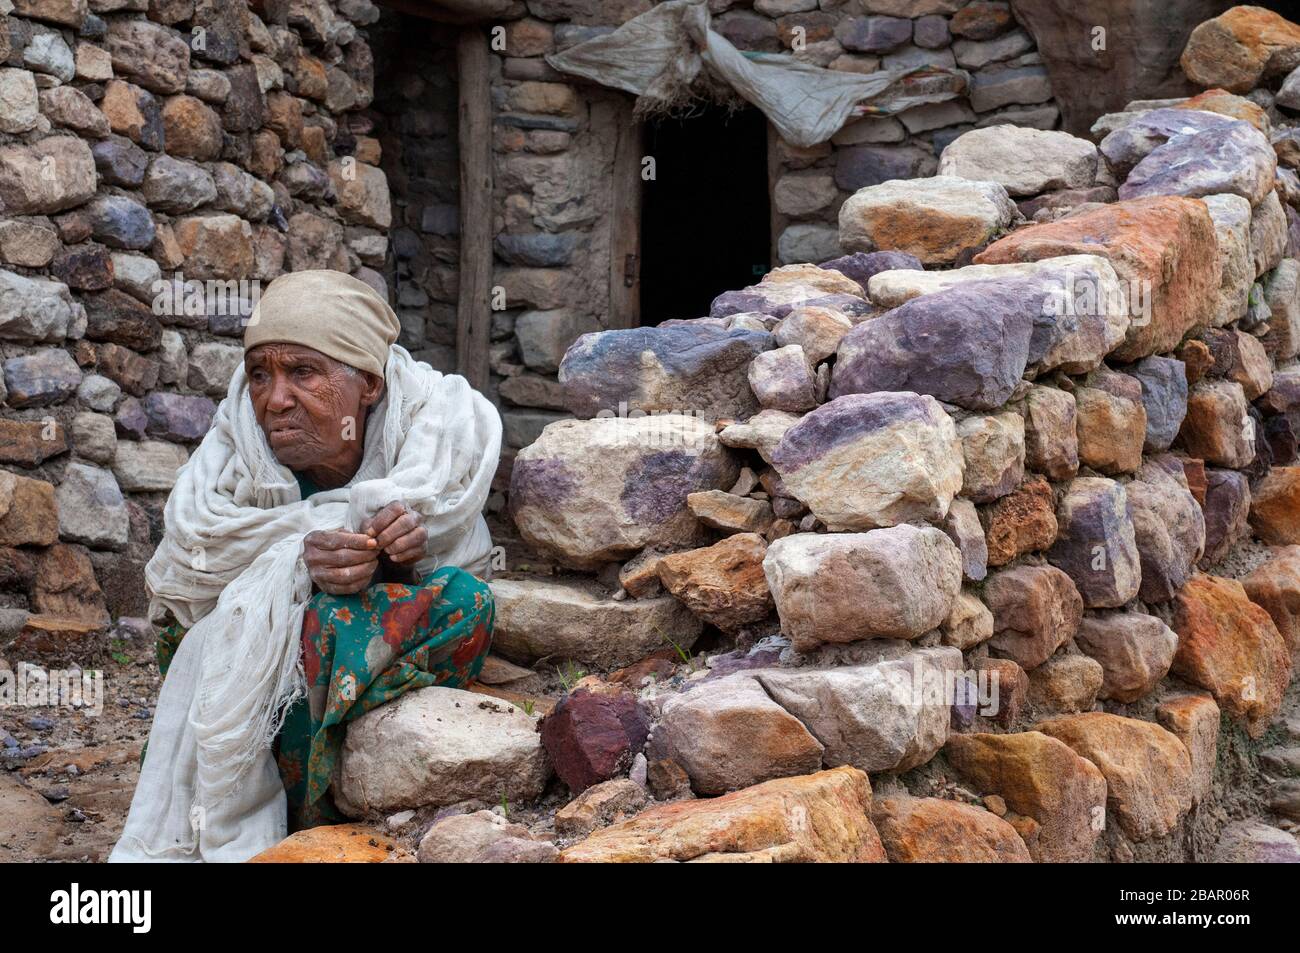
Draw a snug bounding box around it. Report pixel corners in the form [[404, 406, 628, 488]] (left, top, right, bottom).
[[303, 529, 379, 594], [362, 501, 428, 565]]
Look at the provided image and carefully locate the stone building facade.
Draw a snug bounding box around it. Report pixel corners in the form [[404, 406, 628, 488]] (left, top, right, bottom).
[[473, 0, 1058, 455]]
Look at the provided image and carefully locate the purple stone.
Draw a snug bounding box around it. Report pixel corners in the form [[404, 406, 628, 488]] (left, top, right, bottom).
[[142, 392, 217, 442]]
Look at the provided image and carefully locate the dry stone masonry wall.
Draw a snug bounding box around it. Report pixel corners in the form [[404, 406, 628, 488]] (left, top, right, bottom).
[[0, 0, 390, 643], [466, 3, 1300, 862]]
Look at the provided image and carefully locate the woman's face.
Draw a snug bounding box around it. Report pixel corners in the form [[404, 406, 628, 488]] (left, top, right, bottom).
[[244, 343, 382, 472]]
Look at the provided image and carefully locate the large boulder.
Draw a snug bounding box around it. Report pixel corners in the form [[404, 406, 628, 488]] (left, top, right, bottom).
[[938, 126, 1098, 197], [558, 325, 773, 421], [983, 564, 1083, 670], [648, 673, 824, 796], [1172, 573, 1292, 737], [1203, 192, 1254, 327], [1240, 545, 1300, 654], [1120, 120, 1276, 205], [1179, 379, 1255, 468], [1249, 466, 1300, 545], [945, 730, 1107, 862], [559, 766, 887, 863], [763, 525, 963, 652], [838, 175, 1018, 265], [336, 687, 551, 815], [490, 577, 703, 669], [872, 795, 1032, 863], [865, 255, 1129, 376], [1046, 477, 1142, 609], [1125, 355, 1188, 452], [769, 392, 963, 530], [656, 533, 773, 633], [757, 647, 963, 773], [509, 414, 738, 569], [1155, 693, 1220, 807], [831, 278, 1034, 410], [1180, 5, 1300, 93], [1075, 610, 1179, 703], [1036, 712, 1193, 842], [1125, 457, 1206, 604], [1098, 107, 1235, 180], [975, 196, 1221, 361]]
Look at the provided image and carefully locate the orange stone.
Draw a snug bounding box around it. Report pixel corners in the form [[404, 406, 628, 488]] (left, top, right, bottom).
[[975, 196, 1220, 362], [1155, 693, 1220, 806], [1036, 711, 1193, 842], [160, 94, 223, 161], [263, 90, 304, 149], [1180, 6, 1300, 93], [656, 532, 773, 632], [0, 470, 59, 547], [1173, 88, 1270, 131], [0, 418, 67, 467], [1240, 545, 1300, 655], [1248, 466, 1300, 545], [944, 730, 1107, 862], [872, 795, 1031, 863], [981, 474, 1057, 566], [31, 544, 109, 626], [1172, 573, 1292, 737], [559, 766, 887, 863], [98, 79, 152, 144], [247, 824, 411, 863]]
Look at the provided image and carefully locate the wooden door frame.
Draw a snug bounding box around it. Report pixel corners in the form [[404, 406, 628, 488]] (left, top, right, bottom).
[[454, 26, 493, 391]]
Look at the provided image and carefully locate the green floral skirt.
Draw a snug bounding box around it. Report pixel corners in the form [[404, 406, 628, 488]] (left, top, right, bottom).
[[156, 566, 495, 830]]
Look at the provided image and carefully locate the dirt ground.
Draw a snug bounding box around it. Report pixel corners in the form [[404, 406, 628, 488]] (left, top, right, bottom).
[[0, 632, 158, 862]]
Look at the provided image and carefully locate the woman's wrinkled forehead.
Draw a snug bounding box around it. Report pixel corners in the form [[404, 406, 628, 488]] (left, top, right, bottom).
[[245, 342, 337, 369]]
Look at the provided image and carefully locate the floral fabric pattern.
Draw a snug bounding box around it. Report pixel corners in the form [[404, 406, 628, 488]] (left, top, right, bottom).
[[156, 566, 494, 830]]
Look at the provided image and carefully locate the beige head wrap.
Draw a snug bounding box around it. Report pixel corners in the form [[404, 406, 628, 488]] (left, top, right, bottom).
[[244, 270, 399, 378]]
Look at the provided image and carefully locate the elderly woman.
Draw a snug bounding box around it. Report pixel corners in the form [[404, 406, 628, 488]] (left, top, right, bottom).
[[110, 270, 502, 862]]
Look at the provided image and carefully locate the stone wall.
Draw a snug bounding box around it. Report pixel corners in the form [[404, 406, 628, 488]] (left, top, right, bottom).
[[0, 0, 391, 640], [482, 0, 1059, 455], [490, 5, 1300, 860]]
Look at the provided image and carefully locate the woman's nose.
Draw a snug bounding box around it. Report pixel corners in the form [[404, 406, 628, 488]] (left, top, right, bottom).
[[266, 375, 296, 412]]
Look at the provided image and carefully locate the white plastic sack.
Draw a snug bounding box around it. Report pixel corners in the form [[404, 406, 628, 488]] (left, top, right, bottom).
[[546, 0, 971, 148]]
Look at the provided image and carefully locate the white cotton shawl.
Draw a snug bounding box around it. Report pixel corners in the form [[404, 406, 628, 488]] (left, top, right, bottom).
[[108, 345, 502, 863]]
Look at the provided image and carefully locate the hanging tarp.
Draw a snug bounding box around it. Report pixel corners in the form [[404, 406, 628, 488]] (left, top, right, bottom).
[[545, 0, 971, 148]]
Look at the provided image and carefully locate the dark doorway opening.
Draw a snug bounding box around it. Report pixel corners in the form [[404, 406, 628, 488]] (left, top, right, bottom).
[[639, 104, 771, 326]]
